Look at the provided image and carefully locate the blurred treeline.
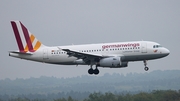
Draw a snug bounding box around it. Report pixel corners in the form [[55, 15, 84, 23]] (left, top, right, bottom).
[[3, 90, 180, 101], [0, 70, 180, 101]]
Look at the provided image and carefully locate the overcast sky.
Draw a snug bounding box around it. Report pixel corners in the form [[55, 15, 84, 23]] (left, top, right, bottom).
[[0, 0, 179, 80]]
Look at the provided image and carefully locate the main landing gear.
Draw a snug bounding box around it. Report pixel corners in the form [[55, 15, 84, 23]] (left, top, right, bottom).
[[143, 60, 149, 71], [88, 65, 99, 75]]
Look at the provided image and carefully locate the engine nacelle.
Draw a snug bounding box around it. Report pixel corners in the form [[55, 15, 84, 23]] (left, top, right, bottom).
[[74, 59, 86, 65], [98, 57, 128, 68]]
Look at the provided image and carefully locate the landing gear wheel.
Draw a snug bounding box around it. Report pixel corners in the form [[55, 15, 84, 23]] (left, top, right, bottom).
[[144, 67, 149, 71], [94, 69, 99, 75], [88, 68, 94, 75], [143, 60, 149, 71]]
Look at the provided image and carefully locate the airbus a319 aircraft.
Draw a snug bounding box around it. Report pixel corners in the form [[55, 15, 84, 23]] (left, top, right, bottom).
[[9, 21, 170, 75]]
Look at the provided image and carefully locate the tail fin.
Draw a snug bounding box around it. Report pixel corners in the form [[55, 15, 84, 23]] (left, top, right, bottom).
[[11, 21, 45, 53]]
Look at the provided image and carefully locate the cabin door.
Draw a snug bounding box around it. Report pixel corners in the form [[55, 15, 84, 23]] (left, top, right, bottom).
[[43, 49, 48, 60], [141, 42, 147, 53]]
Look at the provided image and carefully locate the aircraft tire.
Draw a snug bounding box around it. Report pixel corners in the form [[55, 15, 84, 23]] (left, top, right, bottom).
[[94, 69, 99, 75], [144, 67, 149, 71], [88, 68, 94, 75]]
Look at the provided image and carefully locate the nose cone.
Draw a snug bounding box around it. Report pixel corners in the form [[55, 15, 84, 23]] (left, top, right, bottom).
[[164, 48, 170, 56]]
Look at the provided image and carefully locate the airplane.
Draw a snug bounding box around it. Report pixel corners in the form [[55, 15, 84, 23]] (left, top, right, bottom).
[[9, 21, 170, 75]]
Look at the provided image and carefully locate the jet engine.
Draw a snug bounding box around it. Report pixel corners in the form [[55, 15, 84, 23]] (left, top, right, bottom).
[[98, 57, 128, 68]]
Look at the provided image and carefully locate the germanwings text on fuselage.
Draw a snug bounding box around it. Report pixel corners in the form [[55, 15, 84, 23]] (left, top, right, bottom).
[[102, 43, 140, 49]]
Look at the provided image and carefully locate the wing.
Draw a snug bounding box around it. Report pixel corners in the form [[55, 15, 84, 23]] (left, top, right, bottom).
[[58, 47, 104, 65]]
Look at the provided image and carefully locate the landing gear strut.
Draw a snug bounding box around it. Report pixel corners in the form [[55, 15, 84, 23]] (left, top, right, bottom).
[[143, 60, 149, 71], [88, 65, 99, 75]]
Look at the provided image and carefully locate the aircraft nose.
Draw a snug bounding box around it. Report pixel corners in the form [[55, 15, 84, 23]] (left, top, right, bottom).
[[164, 48, 170, 56]]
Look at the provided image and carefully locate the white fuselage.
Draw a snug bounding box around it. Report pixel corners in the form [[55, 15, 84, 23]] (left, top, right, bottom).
[[9, 41, 170, 67]]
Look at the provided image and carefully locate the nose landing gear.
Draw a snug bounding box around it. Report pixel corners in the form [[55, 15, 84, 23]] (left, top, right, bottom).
[[143, 60, 149, 71]]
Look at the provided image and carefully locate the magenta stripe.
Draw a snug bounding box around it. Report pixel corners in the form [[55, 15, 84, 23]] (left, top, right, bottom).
[[11, 21, 25, 52], [20, 22, 34, 52]]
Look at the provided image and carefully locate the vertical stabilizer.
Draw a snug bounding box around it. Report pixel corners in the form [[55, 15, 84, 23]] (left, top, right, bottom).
[[11, 21, 45, 52]]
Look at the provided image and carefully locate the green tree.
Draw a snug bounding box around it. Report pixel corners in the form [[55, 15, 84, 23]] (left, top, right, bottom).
[[67, 96, 73, 101], [9, 97, 30, 101], [162, 90, 180, 101], [54, 98, 66, 101], [133, 92, 153, 101], [103, 92, 117, 101], [87, 92, 103, 101]]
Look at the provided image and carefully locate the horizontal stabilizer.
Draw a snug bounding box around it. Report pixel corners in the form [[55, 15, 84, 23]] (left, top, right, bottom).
[[9, 51, 33, 55]]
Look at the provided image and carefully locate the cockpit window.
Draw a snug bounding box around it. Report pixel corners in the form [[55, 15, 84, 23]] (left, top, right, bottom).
[[153, 45, 162, 48]]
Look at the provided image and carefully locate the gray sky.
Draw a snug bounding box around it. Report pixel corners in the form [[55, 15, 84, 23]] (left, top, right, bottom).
[[0, 0, 179, 80]]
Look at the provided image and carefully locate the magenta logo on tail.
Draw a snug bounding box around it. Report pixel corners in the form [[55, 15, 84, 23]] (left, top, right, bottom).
[[11, 21, 42, 52]]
